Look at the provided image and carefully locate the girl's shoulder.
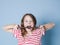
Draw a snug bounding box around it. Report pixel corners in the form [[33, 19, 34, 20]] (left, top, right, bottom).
[[33, 26, 45, 35]]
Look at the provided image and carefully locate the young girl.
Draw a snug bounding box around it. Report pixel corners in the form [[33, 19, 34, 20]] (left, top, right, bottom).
[[3, 13, 55, 45]]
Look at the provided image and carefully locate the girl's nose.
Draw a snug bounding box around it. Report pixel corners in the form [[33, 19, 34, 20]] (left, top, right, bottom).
[[28, 21, 32, 24], [28, 22, 31, 24]]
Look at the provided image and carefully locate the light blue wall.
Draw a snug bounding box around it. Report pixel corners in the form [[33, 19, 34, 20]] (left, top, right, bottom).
[[0, 0, 60, 45]]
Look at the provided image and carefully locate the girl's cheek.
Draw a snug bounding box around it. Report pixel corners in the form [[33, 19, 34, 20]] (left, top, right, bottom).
[[24, 23, 27, 27], [31, 23, 34, 27]]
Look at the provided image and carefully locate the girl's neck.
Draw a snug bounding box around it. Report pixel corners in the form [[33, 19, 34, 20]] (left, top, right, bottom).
[[26, 28, 32, 35]]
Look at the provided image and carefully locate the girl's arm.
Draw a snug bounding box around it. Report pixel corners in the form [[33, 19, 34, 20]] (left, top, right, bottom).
[[43, 22, 55, 31], [39, 22, 55, 31], [3, 24, 18, 33]]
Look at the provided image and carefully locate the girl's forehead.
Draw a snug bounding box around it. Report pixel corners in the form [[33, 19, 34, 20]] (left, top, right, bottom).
[[24, 15, 32, 20]]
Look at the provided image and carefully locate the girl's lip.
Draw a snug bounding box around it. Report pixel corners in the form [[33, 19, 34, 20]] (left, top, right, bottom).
[[17, 25, 33, 29], [26, 26, 32, 29]]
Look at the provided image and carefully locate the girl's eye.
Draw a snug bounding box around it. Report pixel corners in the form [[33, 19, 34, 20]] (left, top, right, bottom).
[[29, 21, 32, 22], [25, 21, 28, 22]]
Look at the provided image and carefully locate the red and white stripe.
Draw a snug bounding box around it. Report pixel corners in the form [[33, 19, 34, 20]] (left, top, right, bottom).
[[12, 28, 45, 45]]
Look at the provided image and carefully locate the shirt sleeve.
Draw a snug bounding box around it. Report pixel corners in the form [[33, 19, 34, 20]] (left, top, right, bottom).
[[12, 28, 21, 38], [41, 28, 45, 35], [38, 25, 46, 36]]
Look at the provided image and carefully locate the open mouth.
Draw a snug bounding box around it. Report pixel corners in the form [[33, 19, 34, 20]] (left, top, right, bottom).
[[26, 26, 32, 29], [17, 25, 33, 29]]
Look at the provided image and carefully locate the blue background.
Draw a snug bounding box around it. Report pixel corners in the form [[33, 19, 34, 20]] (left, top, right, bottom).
[[0, 0, 60, 45]]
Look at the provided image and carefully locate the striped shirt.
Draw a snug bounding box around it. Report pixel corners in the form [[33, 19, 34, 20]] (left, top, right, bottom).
[[12, 28, 45, 45]]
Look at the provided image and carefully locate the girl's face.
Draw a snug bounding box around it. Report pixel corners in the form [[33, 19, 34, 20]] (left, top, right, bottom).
[[24, 15, 34, 28]]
